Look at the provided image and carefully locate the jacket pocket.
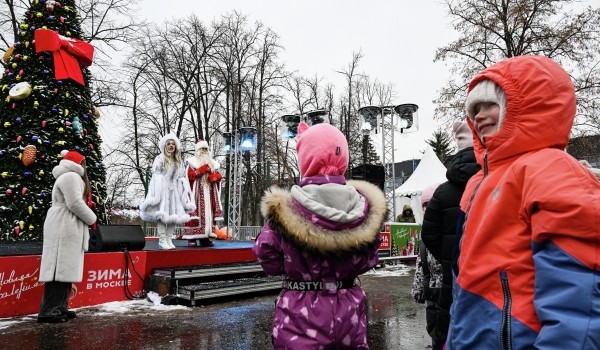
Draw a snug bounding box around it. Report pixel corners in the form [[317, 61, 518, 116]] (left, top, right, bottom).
[[499, 271, 513, 350]]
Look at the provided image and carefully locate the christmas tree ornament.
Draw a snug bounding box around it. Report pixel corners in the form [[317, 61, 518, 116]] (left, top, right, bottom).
[[6, 189, 13, 195], [24, 41, 29, 48], [38, 170, 45, 176], [33, 100, 39, 107], [14, 227, 20, 235], [65, 109, 69, 116], [4, 122, 10, 127], [23, 171, 32, 177], [34, 29, 94, 86], [41, 120, 47, 127], [23, 55, 28, 61], [36, 12, 42, 18], [72, 116, 82, 137], [22, 145, 37, 166], [0, 151, 4, 157], [1, 172, 8, 178], [16, 135, 22, 143], [94, 106, 101, 118], [19, 221, 24, 230], [28, 206, 33, 214], [12, 63, 17, 68], [31, 135, 38, 142], [15, 75, 22, 81], [21, 188, 28, 196], [29, 224, 34, 231], [58, 127, 64, 133], [15, 117, 21, 123], [2, 46, 14, 63]]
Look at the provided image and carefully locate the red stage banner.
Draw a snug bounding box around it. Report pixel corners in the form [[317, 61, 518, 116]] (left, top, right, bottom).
[[0, 252, 146, 318]]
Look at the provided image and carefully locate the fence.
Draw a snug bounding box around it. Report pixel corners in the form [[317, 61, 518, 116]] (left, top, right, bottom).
[[143, 225, 261, 241]]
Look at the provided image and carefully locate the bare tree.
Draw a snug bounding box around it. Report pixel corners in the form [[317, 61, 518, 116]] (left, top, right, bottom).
[[435, 0, 600, 133]]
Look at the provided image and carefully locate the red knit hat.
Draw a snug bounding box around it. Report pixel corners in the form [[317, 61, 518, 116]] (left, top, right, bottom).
[[62, 150, 85, 164]]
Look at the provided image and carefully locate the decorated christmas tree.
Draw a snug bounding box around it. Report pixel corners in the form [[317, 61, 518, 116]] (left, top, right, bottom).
[[0, 0, 107, 241]]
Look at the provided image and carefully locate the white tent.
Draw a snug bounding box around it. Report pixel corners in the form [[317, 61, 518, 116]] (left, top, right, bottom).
[[393, 146, 448, 223]]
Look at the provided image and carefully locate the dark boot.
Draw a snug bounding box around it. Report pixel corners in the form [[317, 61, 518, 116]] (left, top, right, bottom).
[[199, 238, 214, 247]]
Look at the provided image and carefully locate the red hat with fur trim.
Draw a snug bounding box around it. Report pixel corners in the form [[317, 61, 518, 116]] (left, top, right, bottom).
[[61, 150, 85, 164]]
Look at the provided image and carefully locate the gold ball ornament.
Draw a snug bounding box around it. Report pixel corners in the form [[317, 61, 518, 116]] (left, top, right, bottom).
[[1, 172, 8, 178], [4, 122, 10, 127], [22, 145, 37, 167], [11, 62, 17, 68], [94, 107, 101, 118], [8, 82, 32, 101], [28, 206, 33, 214], [58, 127, 65, 133], [39, 170, 45, 176], [19, 221, 24, 229], [29, 224, 34, 231], [36, 12, 42, 18]]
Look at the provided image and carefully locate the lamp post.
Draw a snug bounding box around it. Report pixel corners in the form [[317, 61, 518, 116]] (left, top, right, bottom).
[[222, 127, 257, 239], [279, 110, 328, 186], [358, 104, 419, 220]]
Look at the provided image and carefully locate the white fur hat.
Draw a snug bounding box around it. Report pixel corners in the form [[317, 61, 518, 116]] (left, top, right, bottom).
[[158, 133, 181, 152], [452, 119, 473, 151], [465, 80, 507, 126], [195, 139, 209, 151]]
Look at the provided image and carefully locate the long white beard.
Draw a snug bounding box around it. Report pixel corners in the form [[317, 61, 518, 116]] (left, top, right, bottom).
[[197, 153, 213, 167]]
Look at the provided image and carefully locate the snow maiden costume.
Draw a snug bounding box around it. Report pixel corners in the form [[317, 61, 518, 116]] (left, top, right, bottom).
[[253, 121, 386, 349], [139, 133, 196, 250], [182, 139, 223, 246]]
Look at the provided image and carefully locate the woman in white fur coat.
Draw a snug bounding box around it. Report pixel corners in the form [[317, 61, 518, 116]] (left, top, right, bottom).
[[139, 133, 196, 250], [38, 151, 97, 323]]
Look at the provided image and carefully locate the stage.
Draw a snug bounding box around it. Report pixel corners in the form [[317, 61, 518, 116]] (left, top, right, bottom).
[[0, 239, 257, 318]]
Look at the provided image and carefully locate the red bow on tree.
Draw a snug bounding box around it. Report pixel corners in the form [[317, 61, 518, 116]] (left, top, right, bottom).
[[34, 29, 94, 86]]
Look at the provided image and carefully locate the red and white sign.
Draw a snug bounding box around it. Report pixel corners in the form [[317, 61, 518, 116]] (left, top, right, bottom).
[[379, 232, 391, 250]]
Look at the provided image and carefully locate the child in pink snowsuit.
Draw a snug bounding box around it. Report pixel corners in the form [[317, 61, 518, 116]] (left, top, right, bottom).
[[253, 121, 387, 349]]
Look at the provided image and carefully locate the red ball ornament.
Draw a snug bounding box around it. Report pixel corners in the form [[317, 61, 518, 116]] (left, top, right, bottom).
[[18, 69, 24, 75], [16, 135, 22, 143], [6, 189, 13, 196], [21, 187, 27, 196], [41, 120, 47, 128], [14, 227, 20, 235]]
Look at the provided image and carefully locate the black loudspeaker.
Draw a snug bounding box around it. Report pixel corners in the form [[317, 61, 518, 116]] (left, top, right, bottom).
[[88, 225, 146, 252]]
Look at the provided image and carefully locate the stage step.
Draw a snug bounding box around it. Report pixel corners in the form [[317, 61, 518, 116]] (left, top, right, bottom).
[[145, 262, 283, 305]]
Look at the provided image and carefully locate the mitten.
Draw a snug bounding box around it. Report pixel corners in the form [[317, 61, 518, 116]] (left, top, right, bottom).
[[197, 164, 211, 175], [86, 192, 94, 208], [208, 172, 222, 183]]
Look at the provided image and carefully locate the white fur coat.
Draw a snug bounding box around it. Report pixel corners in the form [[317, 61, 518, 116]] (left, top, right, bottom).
[[39, 160, 97, 283], [139, 154, 196, 224]]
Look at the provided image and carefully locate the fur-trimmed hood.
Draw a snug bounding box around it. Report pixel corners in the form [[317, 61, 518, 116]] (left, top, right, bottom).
[[260, 180, 386, 255]]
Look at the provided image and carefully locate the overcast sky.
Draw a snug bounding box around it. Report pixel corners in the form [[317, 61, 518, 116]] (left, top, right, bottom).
[[133, 0, 458, 161]]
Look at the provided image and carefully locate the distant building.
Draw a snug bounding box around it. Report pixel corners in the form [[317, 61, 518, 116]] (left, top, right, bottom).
[[566, 135, 600, 167]]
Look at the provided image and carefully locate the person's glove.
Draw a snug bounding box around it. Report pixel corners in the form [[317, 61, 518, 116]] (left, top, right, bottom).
[[208, 172, 222, 183], [87, 193, 94, 208], [197, 164, 211, 176]]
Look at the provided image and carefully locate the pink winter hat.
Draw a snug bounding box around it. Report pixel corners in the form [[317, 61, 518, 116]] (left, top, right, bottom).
[[296, 121, 349, 177], [421, 183, 440, 207]]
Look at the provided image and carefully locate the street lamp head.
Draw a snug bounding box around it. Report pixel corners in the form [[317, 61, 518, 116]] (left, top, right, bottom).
[[358, 106, 381, 133], [222, 132, 232, 154], [394, 103, 419, 133], [281, 114, 301, 138], [305, 109, 329, 126], [239, 127, 258, 152]]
